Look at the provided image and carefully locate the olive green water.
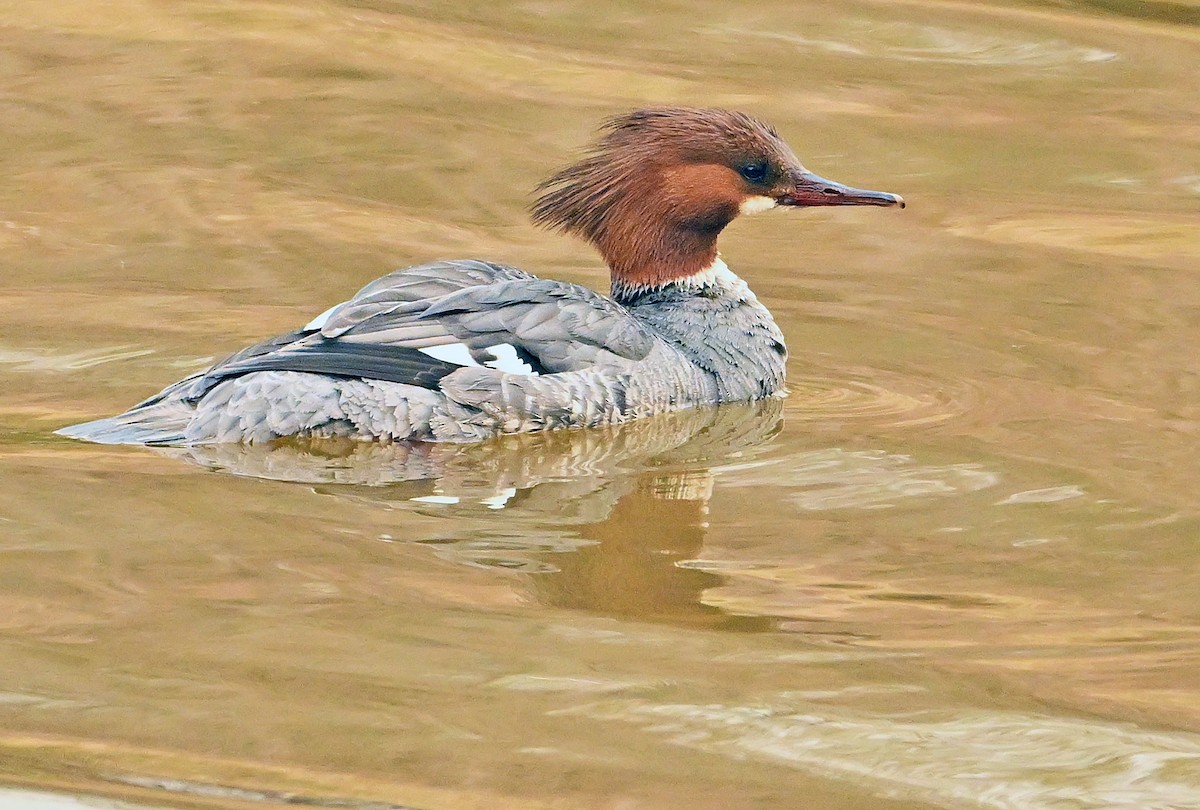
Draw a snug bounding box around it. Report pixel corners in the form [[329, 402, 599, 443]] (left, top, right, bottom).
[[2, 1, 1199, 808]]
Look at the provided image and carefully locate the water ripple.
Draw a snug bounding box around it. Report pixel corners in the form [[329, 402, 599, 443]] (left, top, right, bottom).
[[787, 370, 975, 428], [723, 448, 999, 511], [714, 21, 1117, 67], [564, 699, 1200, 810], [110, 775, 423, 810], [0, 345, 154, 372]]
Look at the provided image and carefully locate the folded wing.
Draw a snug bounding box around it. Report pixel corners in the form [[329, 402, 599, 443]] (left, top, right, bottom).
[[177, 259, 656, 402]]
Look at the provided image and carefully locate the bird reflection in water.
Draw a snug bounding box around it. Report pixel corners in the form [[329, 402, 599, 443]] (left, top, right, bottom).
[[163, 399, 784, 629]]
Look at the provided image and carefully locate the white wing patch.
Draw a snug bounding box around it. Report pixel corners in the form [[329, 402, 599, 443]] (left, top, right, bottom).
[[417, 342, 537, 375], [419, 343, 482, 367], [483, 343, 536, 375], [304, 303, 343, 331]]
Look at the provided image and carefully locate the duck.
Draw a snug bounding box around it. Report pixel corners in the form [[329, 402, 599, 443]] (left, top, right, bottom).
[[57, 107, 903, 446]]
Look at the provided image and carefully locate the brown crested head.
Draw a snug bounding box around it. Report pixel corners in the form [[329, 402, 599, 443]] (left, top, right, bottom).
[[531, 107, 903, 296]]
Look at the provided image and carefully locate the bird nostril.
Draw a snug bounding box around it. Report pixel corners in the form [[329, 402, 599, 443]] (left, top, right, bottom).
[[821, 187, 839, 196]]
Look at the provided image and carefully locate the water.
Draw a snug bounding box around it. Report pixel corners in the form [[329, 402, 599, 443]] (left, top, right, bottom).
[[1, 1, 1199, 808]]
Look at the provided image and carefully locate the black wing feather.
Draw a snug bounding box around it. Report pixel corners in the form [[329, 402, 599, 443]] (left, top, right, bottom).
[[189, 340, 462, 396], [160, 261, 652, 404]]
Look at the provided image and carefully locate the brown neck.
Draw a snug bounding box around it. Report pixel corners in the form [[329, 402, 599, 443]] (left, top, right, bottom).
[[529, 111, 753, 295], [597, 222, 721, 296], [594, 189, 736, 297]]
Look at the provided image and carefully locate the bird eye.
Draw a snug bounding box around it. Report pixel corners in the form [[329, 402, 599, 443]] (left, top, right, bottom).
[[737, 162, 769, 184]]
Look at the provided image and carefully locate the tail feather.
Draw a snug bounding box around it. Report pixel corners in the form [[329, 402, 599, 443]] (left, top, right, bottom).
[[55, 398, 195, 445]]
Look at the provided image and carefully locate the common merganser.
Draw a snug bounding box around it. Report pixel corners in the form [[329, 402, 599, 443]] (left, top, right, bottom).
[[58, 108, 903, 446]]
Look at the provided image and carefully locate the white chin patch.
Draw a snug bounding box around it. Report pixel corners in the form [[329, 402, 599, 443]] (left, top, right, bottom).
[[739, 195, 777, 215]]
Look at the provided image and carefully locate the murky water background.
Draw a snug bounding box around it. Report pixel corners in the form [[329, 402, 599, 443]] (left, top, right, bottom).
[[2, 1, 1199, 808]]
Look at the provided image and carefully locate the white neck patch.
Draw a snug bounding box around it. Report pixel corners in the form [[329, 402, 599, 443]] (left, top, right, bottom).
[[671, 257, 756, 302], [612, 256, 755, 302], [678, 256, 739, 288], [739, 195, 777, 216]]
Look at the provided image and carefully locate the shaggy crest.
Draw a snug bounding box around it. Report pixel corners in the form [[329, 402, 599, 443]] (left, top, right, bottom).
[[531, 107, 803, 292], [533, 108, 787, 236]]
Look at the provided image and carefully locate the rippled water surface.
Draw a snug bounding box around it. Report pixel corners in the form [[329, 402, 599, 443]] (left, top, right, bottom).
[[2, 1, 1199, 808]]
